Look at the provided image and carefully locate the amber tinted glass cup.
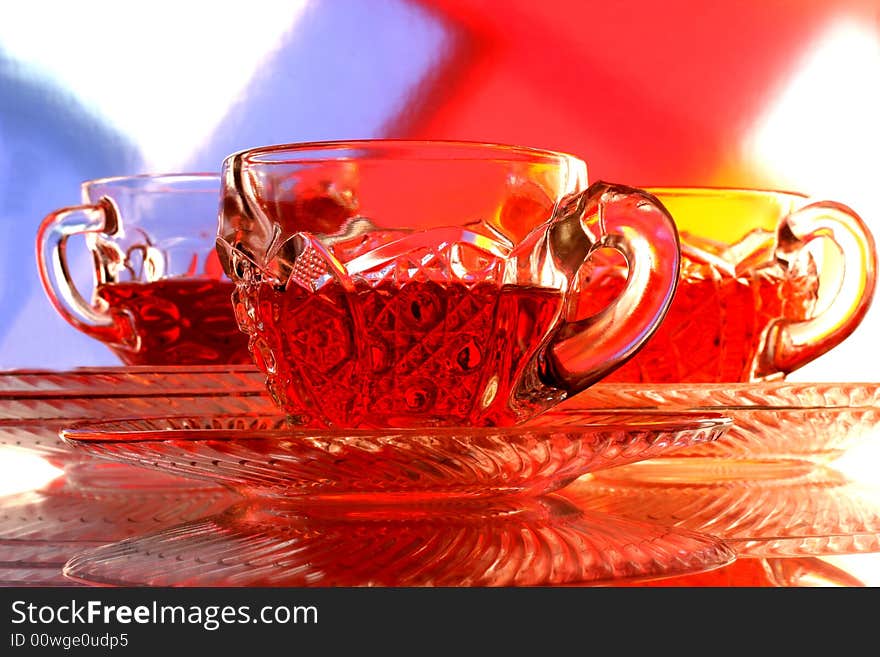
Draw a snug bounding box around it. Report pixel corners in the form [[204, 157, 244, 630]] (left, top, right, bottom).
[[584, 187, 877, 382]]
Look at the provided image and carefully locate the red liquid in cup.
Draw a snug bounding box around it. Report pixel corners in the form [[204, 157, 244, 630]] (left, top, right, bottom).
[[95, 278, 251, 366], [580, 254, 820, 382], [239, 280, 564, 428]]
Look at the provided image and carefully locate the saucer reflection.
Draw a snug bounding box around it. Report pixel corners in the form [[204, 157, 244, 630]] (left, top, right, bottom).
[[63, 494, 735, 587], [608, 556, 866, 587], [0, 462, 237, 586], [561, 458, 880, 557]]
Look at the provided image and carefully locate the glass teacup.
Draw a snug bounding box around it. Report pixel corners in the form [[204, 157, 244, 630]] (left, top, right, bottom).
[[216, 139, 682, 428], [582, 187, 877, 382], [36, 173, 251, 366]]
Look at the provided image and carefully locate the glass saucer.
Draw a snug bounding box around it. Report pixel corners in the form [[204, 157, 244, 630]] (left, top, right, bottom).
[[59, 411, 731, 499], [561, 458, 880, 557], [0, 366, 272, 461], [567, 381, 880, 462], [62, 495, 736, 587], [0, 365, 264, 396]]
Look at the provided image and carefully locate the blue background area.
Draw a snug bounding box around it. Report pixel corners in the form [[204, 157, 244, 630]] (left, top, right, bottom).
[[0, 0, 447, 368]]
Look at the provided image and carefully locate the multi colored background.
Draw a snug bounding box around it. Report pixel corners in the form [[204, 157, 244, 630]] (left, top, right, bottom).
[[1, 0, 878, 381]]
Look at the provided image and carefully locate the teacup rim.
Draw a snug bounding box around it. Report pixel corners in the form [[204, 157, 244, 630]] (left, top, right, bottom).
[[224, 138, 587, 167], [82, 172, 221, 193], [643, 185, 811, 201]]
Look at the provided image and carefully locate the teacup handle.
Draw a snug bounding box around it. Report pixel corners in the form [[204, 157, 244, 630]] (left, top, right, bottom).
[[541, 181, 680, 392], [35, 198, 119, 338], [758, 200, 877, 377]]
